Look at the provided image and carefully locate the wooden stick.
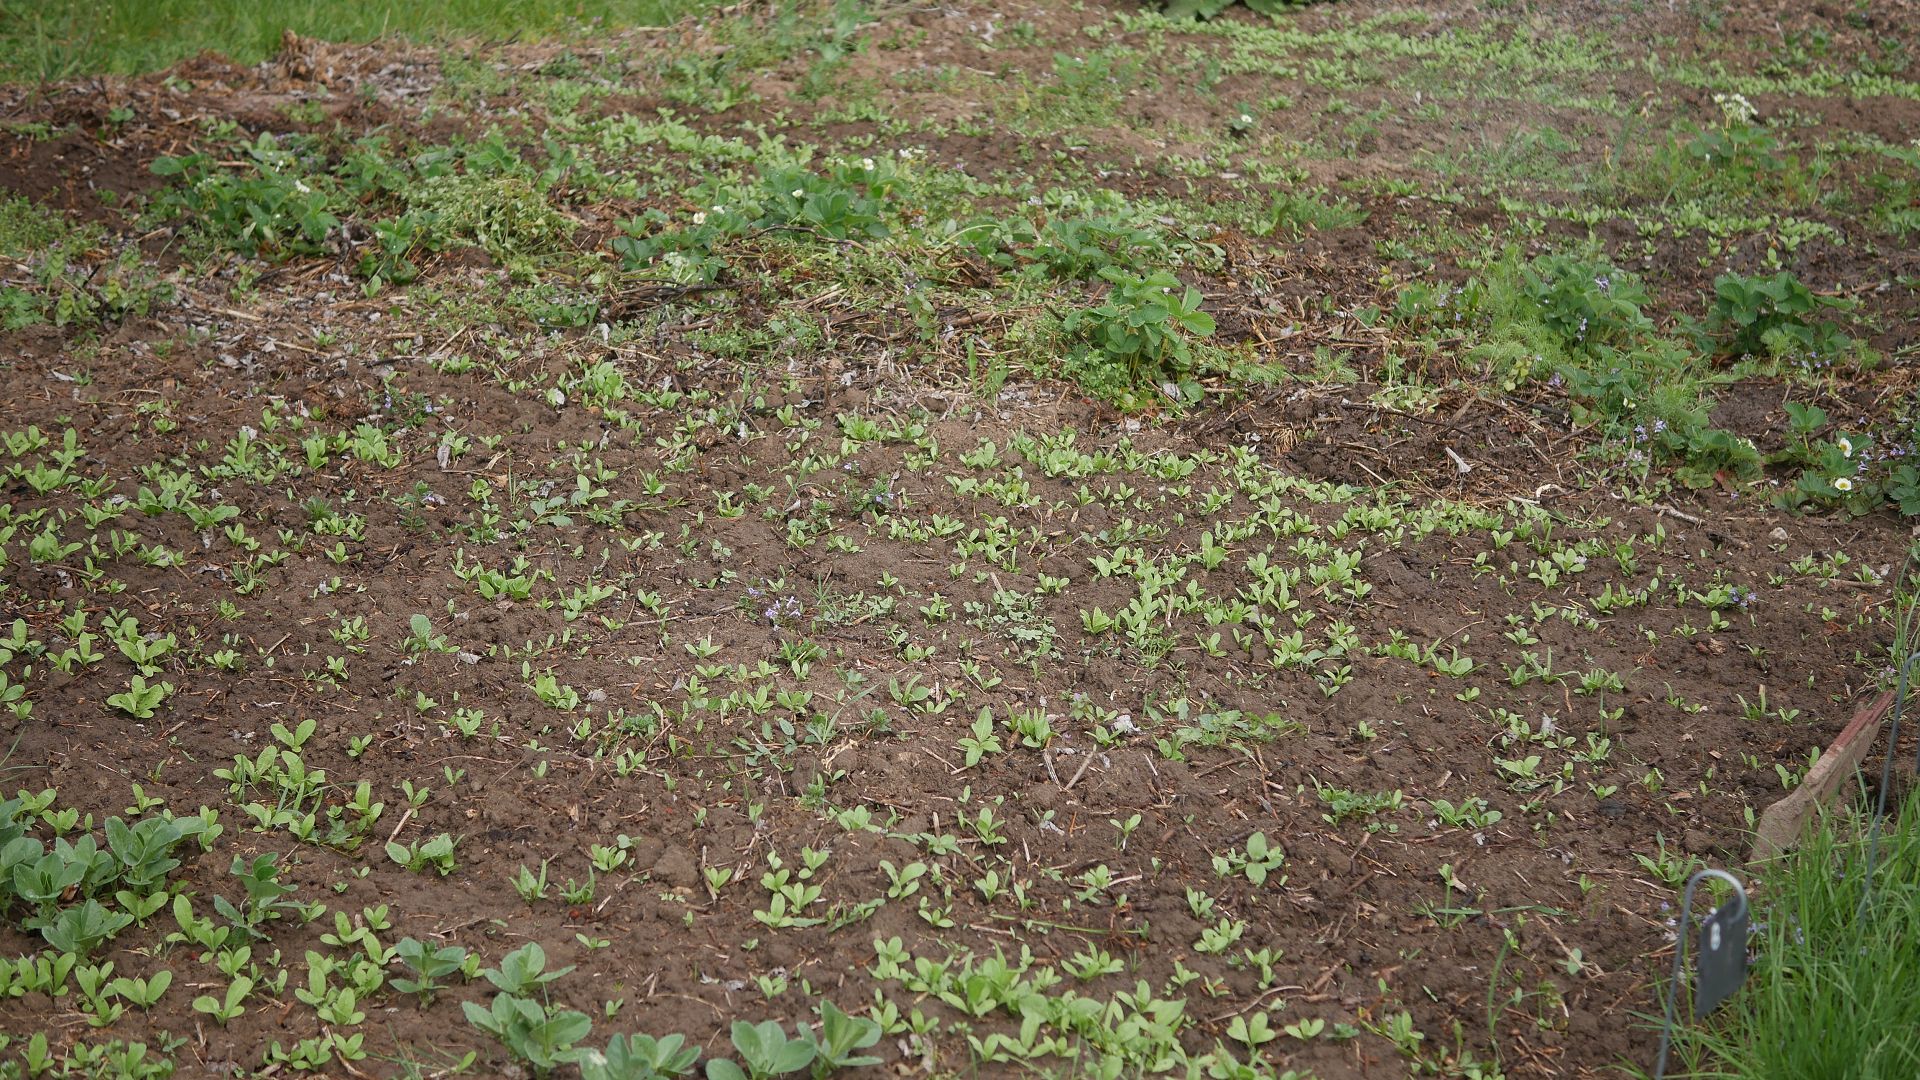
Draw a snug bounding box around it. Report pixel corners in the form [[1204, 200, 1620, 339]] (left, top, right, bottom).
[[1751, 690, 1897, 861]]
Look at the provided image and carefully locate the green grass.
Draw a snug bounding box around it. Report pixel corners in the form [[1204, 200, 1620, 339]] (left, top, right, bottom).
[[0, 0, 722, 83], [1657, 792, 1920, 1078]]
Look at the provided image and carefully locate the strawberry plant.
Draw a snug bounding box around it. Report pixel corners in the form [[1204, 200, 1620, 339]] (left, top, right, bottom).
[[613, 159, 895, 283], [1061, 268, 1215, 408], [1028, 214, 1176, 281], [149, 135, 341, 259], [1703, 270, 1852, 360], [1519, 254, 1653, 353], [758, 162, 893, 240]]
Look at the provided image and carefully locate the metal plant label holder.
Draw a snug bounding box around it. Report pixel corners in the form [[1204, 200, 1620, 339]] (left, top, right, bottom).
[[1665, 567, 1920, 1077], [1652, 868, 1750, 1079]]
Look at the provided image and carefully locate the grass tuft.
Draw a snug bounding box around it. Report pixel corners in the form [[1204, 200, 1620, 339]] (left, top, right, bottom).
[[1659, 793, 1920, 1078]]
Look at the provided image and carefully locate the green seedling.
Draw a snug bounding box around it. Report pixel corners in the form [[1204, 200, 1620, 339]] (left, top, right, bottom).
[[805, 1000, 882, 1070], [958, 707, 1004, 766], [705, 1019, 816, 1080], [1212, 832, 1285, 885], [35, 899, 134, 957], [106, 675, 173, 718], [386, 832, 457, 875], [191, 975, 252, 1024], [579, 1032, 700, 1080], [107, 968, 173, 1009], [464, 992, 593, 1077], [210, 852, 298, 937], [391, 937, 469, 1004]]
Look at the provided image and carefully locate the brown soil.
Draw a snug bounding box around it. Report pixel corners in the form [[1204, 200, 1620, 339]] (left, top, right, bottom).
[[2, 0, 1917, 1078]]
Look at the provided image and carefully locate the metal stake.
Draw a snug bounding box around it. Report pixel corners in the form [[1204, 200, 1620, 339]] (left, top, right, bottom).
[[1861, 651, 1920, 919], [1653, 868, 1750, 1080]]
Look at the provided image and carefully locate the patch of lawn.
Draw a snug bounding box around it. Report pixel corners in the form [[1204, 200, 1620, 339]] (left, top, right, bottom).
[[0, 0, 723, 83]]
